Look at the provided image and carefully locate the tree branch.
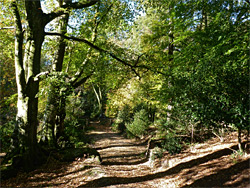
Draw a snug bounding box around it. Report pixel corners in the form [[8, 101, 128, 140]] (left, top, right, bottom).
[[45, 32, 134, 67], [45, 0, 99, 24], [72, 73, 93, 88], [62, 0, 99, 9], [71, 3, 103, 84], [34, 71, 50, 81], [0, 27, 15, 30], [95, 3, 113, 29], [45, 32, 167, 76], [11, 1, 26, 91]]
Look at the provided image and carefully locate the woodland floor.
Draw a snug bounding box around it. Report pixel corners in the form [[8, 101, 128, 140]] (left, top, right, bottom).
[[1, 121, 250, 188]]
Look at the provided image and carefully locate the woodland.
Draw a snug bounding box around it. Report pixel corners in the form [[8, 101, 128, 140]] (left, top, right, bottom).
[[0, 0, 249, 187]]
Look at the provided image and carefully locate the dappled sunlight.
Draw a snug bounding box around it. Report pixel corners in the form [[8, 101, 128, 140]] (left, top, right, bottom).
[[1, 122, 249, 188], [1, 0, 249, 187], [79, 124, 250, 187]]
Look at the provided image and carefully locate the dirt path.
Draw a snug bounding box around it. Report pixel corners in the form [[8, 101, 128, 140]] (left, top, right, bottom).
[[1, 122, 250, 187], [80, 123, 250, 188], [87, 126, 148, 165]]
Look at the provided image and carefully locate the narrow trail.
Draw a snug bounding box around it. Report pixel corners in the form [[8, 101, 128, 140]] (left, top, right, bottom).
[[1, 121, 250, 187], [80, 121, 250, 187], [88, 125, 148, 165]]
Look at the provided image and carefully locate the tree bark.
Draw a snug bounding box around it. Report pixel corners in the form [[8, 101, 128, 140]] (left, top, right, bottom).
[[11, 1, 25, 149], [93, 84, 103, 115], [11, 0, 46, 170], [10, 0, 99, 170], [238, 128, 242, 152]]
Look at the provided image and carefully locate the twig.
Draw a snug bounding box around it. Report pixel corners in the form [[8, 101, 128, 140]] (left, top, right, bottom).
[[34, 71, 50, 81]]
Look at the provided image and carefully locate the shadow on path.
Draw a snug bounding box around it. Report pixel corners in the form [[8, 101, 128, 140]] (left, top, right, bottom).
[[28, 165, 94, 184], [88, 132, 121, 141], [101, 157, 148, 166], [95, 141, 147, 150], [181, 159, 250, 187], [101, 152, 145, 160], [78, 144, 239, 187]]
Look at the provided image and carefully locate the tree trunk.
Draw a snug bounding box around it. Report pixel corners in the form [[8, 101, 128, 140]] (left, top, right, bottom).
[[49, 3, 101, 138], [11, 1, 46, 170], [55, 11, 70, 142], [10, 0, 98, 170], [245, 128, 249, 150], [18, 30, 43, 170], [93, 84, 103, 115], [238, 128, 243, 152], [191, 123, 194, 144], [57, 95, 67, 140]]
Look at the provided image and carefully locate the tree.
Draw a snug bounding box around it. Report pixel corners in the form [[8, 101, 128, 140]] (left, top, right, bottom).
[[40, 0, 137, 146], [10, 0, 99, 170], [40, 0, 73, 148], [7, 0, 144, 169], [115, 0, 249, 150], [0, 2, 17, 152], [5, 0, 248, 172]]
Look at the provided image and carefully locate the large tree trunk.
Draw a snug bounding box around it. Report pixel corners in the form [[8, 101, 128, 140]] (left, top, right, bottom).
[[10, 0, 99, 170], [11, 1, 46, 170]]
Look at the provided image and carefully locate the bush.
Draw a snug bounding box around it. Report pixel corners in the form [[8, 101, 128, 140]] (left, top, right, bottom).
[[127, 109, 150, 137], [0, 120, 15, 152], [151, 147, 164, 160], [0, 94, 17, 152], [161, 132, 182, 155], [116, 104, 131, 124], [61, 119, 90, 148]]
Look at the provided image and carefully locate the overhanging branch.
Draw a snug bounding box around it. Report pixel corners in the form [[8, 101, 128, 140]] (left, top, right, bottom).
[[34, 71, 50, 81], [45, 32, 166, 76], [95, 3, 113, 30], [62, 0, 99, 9], [45, 0, 99, 24], [72, 73, 93, 88], [0, 27, 15, 30], [45, 32, 135, 67]]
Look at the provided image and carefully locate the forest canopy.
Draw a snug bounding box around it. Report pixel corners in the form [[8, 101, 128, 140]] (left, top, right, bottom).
[[0, 0, 249, 172]]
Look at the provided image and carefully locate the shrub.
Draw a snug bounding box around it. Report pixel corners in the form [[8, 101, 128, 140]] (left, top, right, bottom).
[[0, 120, 15, 152], [116, 104, 131, 124], [61, 119, 90, 148], [151, 147, 164, 160], [127, 109, 150, 137], [0, 94, 17, 152], [161, 132, 182, 155]]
